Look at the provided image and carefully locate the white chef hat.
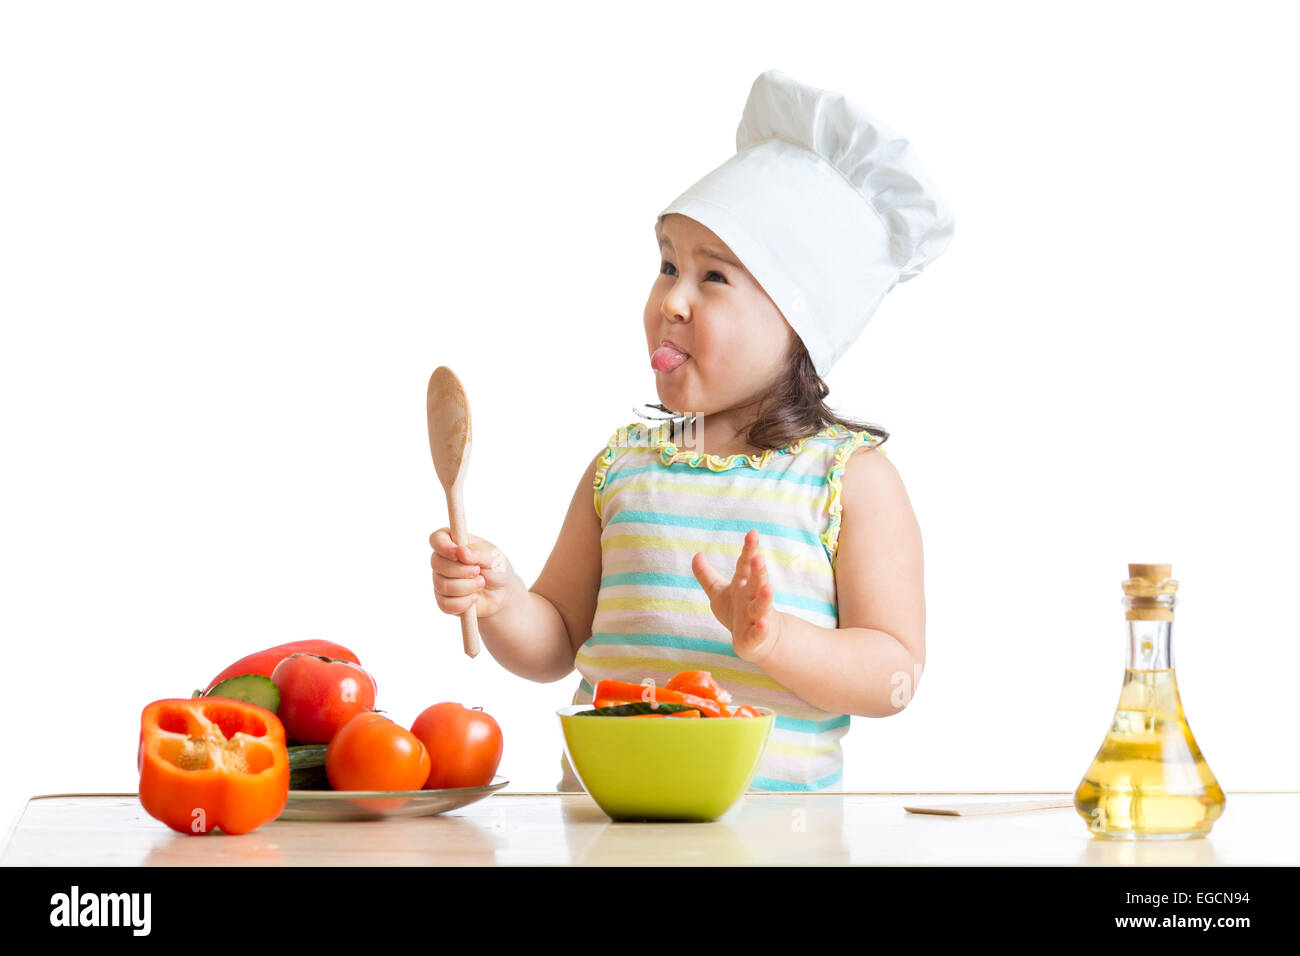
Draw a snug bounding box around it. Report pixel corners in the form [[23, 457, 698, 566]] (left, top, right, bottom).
[[658, 69, 955, 378]]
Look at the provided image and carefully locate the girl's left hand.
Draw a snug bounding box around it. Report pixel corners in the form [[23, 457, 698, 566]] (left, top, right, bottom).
[[692, 529, 783, 663]]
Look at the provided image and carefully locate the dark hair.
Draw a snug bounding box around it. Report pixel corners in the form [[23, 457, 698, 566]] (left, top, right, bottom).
[[641, 334, 889, 451]]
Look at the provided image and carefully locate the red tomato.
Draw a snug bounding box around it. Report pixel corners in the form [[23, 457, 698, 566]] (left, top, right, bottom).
[[326, 712, 431, 812], [271, 653, 377, 744], [202, 640, 361, 695], [409, 703, 503, 790]]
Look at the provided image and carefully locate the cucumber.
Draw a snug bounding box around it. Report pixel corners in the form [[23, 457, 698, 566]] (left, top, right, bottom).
[[574, 701, 695, 717], [290, 765, 331, 790], [206, 673, 280, 712], [288, 744, 331, 790]]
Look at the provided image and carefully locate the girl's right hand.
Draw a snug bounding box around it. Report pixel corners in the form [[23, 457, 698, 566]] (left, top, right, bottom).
[[429, 528, 514, 620]]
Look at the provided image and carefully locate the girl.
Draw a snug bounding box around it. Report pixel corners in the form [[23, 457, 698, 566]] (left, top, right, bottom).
[[430, 69, 954, 791]]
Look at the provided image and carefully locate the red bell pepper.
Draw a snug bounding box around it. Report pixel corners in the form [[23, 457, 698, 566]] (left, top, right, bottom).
[[202, 639, 361, 695], [138, 697, 290, 835], [665, 670, 733, 704]]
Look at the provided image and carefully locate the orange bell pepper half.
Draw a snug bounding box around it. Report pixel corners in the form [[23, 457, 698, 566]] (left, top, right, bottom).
[[591, 679, 724, 718], [138, 697, 290, 835]]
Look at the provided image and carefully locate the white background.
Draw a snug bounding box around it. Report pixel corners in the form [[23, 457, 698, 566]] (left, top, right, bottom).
[[2, 0, 1298, 841]]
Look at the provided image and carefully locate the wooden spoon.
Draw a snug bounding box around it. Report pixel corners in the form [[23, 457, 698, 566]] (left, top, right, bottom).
[[426, 366, 480, 658]]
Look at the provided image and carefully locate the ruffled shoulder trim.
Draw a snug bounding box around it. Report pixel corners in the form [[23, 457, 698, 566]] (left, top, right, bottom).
[[593, 422, 654, 521], [652, 420, 843, 471], [820, 430, 886, 566]]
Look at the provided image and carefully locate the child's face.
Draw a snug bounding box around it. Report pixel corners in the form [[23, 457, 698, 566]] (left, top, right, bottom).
[[645, 214, 796, 416]]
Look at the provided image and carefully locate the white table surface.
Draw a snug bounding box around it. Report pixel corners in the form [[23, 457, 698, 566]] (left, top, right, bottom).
[[3, 791, 1295, 866]]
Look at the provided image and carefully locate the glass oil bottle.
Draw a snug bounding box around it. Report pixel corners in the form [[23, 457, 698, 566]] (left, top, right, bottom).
[[1074, 564, 1226, 839]]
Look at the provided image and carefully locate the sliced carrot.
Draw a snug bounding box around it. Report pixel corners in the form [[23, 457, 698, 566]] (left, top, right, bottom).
[[593, 679, 671, 702]]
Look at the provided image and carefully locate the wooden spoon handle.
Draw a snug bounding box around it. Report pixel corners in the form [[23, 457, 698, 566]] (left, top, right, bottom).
[[459, 607, 482, 659], [445, 486, 481, 658]]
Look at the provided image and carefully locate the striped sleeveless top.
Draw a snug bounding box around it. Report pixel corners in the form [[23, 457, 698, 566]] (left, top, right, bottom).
[[557, 418, 884, 792]]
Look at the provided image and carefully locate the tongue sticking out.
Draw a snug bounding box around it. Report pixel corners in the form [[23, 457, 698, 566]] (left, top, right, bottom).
[[651, 345, 690, 372]]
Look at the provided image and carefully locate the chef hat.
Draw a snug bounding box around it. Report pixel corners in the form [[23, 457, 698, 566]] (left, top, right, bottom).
[[658, 69, 955, 378]]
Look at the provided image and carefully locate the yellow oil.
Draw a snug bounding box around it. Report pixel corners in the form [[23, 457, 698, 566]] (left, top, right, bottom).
[[1074, 668, 1225, 840]]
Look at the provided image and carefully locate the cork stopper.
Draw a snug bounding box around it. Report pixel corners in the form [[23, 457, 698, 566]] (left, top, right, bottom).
[[1122, 563, 1178, 621]]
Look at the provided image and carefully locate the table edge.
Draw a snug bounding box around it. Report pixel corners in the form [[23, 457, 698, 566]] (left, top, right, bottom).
[[20, 790, 1300, 801]]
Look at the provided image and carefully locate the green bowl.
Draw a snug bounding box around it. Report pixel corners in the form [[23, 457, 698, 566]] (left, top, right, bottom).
[[557, 704, 775, 821]]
